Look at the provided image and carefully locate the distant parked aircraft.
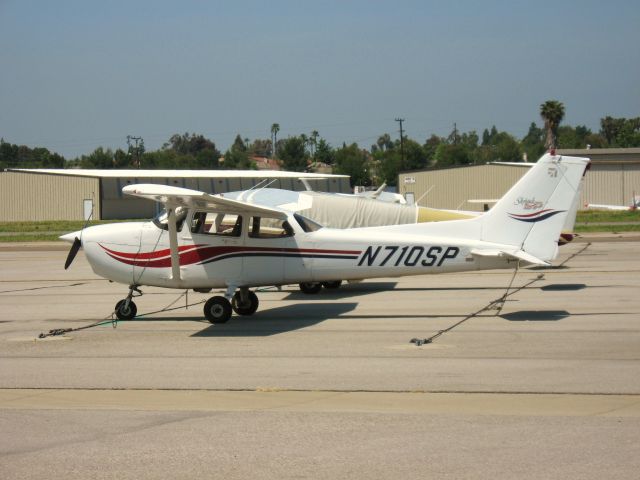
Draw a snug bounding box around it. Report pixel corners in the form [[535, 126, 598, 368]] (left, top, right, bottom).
[[586, 193, 639, 211]]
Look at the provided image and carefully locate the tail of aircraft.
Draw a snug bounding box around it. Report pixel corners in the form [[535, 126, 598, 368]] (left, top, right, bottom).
[[476, 153, 589, 261]]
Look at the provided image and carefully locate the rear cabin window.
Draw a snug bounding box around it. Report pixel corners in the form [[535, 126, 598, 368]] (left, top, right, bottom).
[[248, 216, 294, 238], [191, 212, 242, 237]]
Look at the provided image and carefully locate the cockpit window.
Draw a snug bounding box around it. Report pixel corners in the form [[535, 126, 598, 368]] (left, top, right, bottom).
[[153, 207, 187, 232], [294, 213, 323, 232]]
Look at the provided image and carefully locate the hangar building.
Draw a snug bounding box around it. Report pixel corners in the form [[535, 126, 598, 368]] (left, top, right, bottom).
[[398, 148, 640, 211], [0, 169, 350, 221]]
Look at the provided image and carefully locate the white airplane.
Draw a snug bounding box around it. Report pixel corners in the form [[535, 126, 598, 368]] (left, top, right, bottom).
[[586, 194, 639, 211], [60, 153, 589, 324]]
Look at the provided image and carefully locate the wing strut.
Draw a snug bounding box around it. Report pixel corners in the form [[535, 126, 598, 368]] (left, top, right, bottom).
[[167, 205, 181, 282]]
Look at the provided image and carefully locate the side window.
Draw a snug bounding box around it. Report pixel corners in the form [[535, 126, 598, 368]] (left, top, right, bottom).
[[191, 212, 242, 237], [248, 216, 294, 238]]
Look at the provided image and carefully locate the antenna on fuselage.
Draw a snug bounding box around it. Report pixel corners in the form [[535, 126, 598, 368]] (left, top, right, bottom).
[[248, 178, 269, 191], [238, 178, 273, 201], [243, 179, 278, 204]]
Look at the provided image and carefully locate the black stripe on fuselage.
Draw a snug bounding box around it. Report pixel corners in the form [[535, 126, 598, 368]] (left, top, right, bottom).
[[197, 252, 359, 265]]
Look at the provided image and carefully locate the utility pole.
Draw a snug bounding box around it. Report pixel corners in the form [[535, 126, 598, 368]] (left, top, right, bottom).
[[127, 135, 144, 169], [395, 118, 405, 170]]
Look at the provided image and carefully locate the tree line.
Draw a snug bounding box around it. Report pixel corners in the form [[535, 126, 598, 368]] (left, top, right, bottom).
[[2, 101, 639, 187]]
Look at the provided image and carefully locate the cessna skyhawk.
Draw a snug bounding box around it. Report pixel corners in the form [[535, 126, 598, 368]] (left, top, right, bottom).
[[60, 153, 589, 324]]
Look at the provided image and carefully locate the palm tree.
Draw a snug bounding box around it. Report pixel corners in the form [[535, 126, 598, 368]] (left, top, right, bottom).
[[540, 100, 565, 150], [270, 123, 280, 158], [377, 133, 392, 151]]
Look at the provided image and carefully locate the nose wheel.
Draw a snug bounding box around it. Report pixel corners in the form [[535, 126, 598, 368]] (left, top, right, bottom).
[[115, 299, 137, 320], [114, 285, 142, 320]]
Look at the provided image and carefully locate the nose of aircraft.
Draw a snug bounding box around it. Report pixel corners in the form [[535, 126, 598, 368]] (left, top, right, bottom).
[[59, 231, 82, 244]]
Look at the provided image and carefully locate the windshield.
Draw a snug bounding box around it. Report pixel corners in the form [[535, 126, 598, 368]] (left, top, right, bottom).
[[294, 213, 323, 232], [152, 207, 187, 231]]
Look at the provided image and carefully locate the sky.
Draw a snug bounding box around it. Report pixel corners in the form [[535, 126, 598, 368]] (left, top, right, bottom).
[[1, 0, 639, 159]]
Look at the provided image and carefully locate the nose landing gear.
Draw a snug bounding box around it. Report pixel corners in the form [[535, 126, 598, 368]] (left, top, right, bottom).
[[114, 285, 142, 320]]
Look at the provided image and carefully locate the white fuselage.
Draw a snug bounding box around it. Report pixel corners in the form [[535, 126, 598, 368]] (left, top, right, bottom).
[[79, 211, 514, 290]]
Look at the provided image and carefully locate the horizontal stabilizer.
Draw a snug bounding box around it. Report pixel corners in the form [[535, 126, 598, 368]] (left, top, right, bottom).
[[470, 248, 549, 266]]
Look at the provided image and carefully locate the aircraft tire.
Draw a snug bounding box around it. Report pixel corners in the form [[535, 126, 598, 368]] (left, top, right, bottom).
[[321, 280, 342, 289], [115, 299, 137, 320], [231, 291, 259, 316], [204, 296, 232, 323], [299, 282, 322, 294]]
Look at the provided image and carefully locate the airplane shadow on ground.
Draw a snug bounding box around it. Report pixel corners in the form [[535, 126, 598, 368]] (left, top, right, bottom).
[[501, 310, 629, 322], [500, 310, 570, 321], [280, 282, 397, 301], [540, 283, 587, 291], [191, 302, 359, 337], [280, 282, 604, 298], [279, 280, 562, 298]]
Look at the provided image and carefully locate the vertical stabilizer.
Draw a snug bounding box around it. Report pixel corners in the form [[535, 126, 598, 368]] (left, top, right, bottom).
[[479, 153, 589, 261]]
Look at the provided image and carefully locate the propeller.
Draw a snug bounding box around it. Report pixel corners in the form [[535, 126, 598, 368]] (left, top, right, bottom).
[[64, 237, 82, 270], [61, 204, 93, 270]]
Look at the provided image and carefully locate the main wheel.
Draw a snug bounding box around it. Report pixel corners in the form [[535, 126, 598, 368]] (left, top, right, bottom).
[[231, 291, 259, 315], [115, 299, 137, 320], [299, 282, 322, 294], [321, 280, 342, 289], [204, 296, 232, 324]]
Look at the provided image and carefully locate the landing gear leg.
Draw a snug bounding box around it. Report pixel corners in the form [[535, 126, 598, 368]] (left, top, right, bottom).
[[115, 285, 141, 320], [231, 287, 259, 315]]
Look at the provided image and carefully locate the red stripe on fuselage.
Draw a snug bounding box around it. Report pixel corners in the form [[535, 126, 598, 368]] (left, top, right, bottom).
[[101, 244, 362, 268], [99, 243, 204, 260]]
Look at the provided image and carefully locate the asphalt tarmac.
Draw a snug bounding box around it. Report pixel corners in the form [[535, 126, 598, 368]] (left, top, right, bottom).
[[1, 237, 639, 479]]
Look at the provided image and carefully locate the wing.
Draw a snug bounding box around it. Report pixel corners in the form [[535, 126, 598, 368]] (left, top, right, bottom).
[[122, 184, 288, 219]]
